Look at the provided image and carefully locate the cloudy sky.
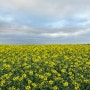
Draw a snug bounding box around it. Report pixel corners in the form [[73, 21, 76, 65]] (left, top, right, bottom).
[[0, 0, 90, 44]]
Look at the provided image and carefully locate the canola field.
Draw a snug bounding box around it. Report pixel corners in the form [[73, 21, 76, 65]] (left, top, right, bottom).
[[0, 45, 90, 90]]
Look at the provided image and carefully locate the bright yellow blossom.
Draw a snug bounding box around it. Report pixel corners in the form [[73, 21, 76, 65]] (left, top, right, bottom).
[[63, 82, 68, 87]]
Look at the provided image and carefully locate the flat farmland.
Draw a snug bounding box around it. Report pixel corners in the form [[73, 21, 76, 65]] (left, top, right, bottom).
[[0, 45, 90, 90]]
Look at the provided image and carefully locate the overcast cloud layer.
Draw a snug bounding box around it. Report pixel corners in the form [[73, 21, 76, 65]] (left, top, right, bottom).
[[0, 0, 90, 44]]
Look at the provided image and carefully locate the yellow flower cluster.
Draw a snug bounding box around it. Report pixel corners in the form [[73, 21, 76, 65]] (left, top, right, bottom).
[[0, 44, 90, 90]]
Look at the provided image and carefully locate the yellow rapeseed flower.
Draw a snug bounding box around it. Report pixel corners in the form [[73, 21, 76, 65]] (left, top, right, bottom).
[[32, 83, 37, 87], [49, 80, 54, 85], [25, 86, 31, 90], [84, 79, 89, 83], [22, 74, 26, 78], [29, 71, 33, 75], [13, 76, 19, 81], [63, 82, 68, 87], [61, 69, 66, 73], [53, 86, 58, 90]]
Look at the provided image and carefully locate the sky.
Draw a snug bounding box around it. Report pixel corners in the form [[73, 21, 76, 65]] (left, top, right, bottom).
[[0, 0, 90, 44]]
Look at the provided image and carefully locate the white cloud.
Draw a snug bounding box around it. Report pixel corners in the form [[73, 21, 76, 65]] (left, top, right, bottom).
[[0, 0, 90, 17], [41, 29, 90, 37]]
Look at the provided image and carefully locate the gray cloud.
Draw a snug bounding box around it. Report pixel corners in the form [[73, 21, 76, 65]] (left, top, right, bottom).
[[0, 33, 90, 44], [0, 23, 90, 37], [0, 16, 90, 37]]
